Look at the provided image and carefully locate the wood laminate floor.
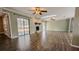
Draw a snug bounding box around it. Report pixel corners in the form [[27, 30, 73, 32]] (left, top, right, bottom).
[[0, 31, 79, 51]]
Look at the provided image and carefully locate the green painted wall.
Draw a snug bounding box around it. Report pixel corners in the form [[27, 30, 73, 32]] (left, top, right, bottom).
[[10, 13, 18, 38], [46, 20, 69, 31]]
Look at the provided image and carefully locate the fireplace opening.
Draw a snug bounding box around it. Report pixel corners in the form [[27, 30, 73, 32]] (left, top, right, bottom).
[[35, 22, 41, 31], [36, 26, 39, 31]]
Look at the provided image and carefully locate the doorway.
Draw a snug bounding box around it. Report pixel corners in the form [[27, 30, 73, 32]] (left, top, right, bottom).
[[0, 12, 11, 37]]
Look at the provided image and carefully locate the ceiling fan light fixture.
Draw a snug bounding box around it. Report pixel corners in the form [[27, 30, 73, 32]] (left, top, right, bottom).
[[31, 7, 47, 15]]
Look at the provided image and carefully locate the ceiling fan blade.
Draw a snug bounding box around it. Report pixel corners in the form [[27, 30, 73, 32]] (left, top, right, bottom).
[[41, 10, 47, 12], [39, 12, 42, 15]]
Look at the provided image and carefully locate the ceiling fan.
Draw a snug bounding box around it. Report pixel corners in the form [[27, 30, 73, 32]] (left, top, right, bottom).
[[29, 7, 47, 15]]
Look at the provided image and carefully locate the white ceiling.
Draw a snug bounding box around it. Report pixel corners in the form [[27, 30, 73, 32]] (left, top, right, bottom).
[[8, 7, 75, 20]]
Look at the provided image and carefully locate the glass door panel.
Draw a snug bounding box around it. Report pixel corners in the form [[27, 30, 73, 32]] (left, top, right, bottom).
[[24, 19, 29, 35], [17, 18, 29, 36]]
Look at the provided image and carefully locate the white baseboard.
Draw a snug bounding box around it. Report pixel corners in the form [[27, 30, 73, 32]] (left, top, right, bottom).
[[11, 36, 18, 39], [46, 30, 67, 32], [71, 44, 79, 48], [4, 33, 11, 38], [4, 33, 18, 39], [65, 34, 79, 48]]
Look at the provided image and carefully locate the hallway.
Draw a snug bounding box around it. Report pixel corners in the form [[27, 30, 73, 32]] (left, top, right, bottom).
[[0, 31, 79, 51]]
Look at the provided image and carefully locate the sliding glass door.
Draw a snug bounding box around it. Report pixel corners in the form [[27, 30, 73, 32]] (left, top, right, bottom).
[[17, 18, 29, 36]]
